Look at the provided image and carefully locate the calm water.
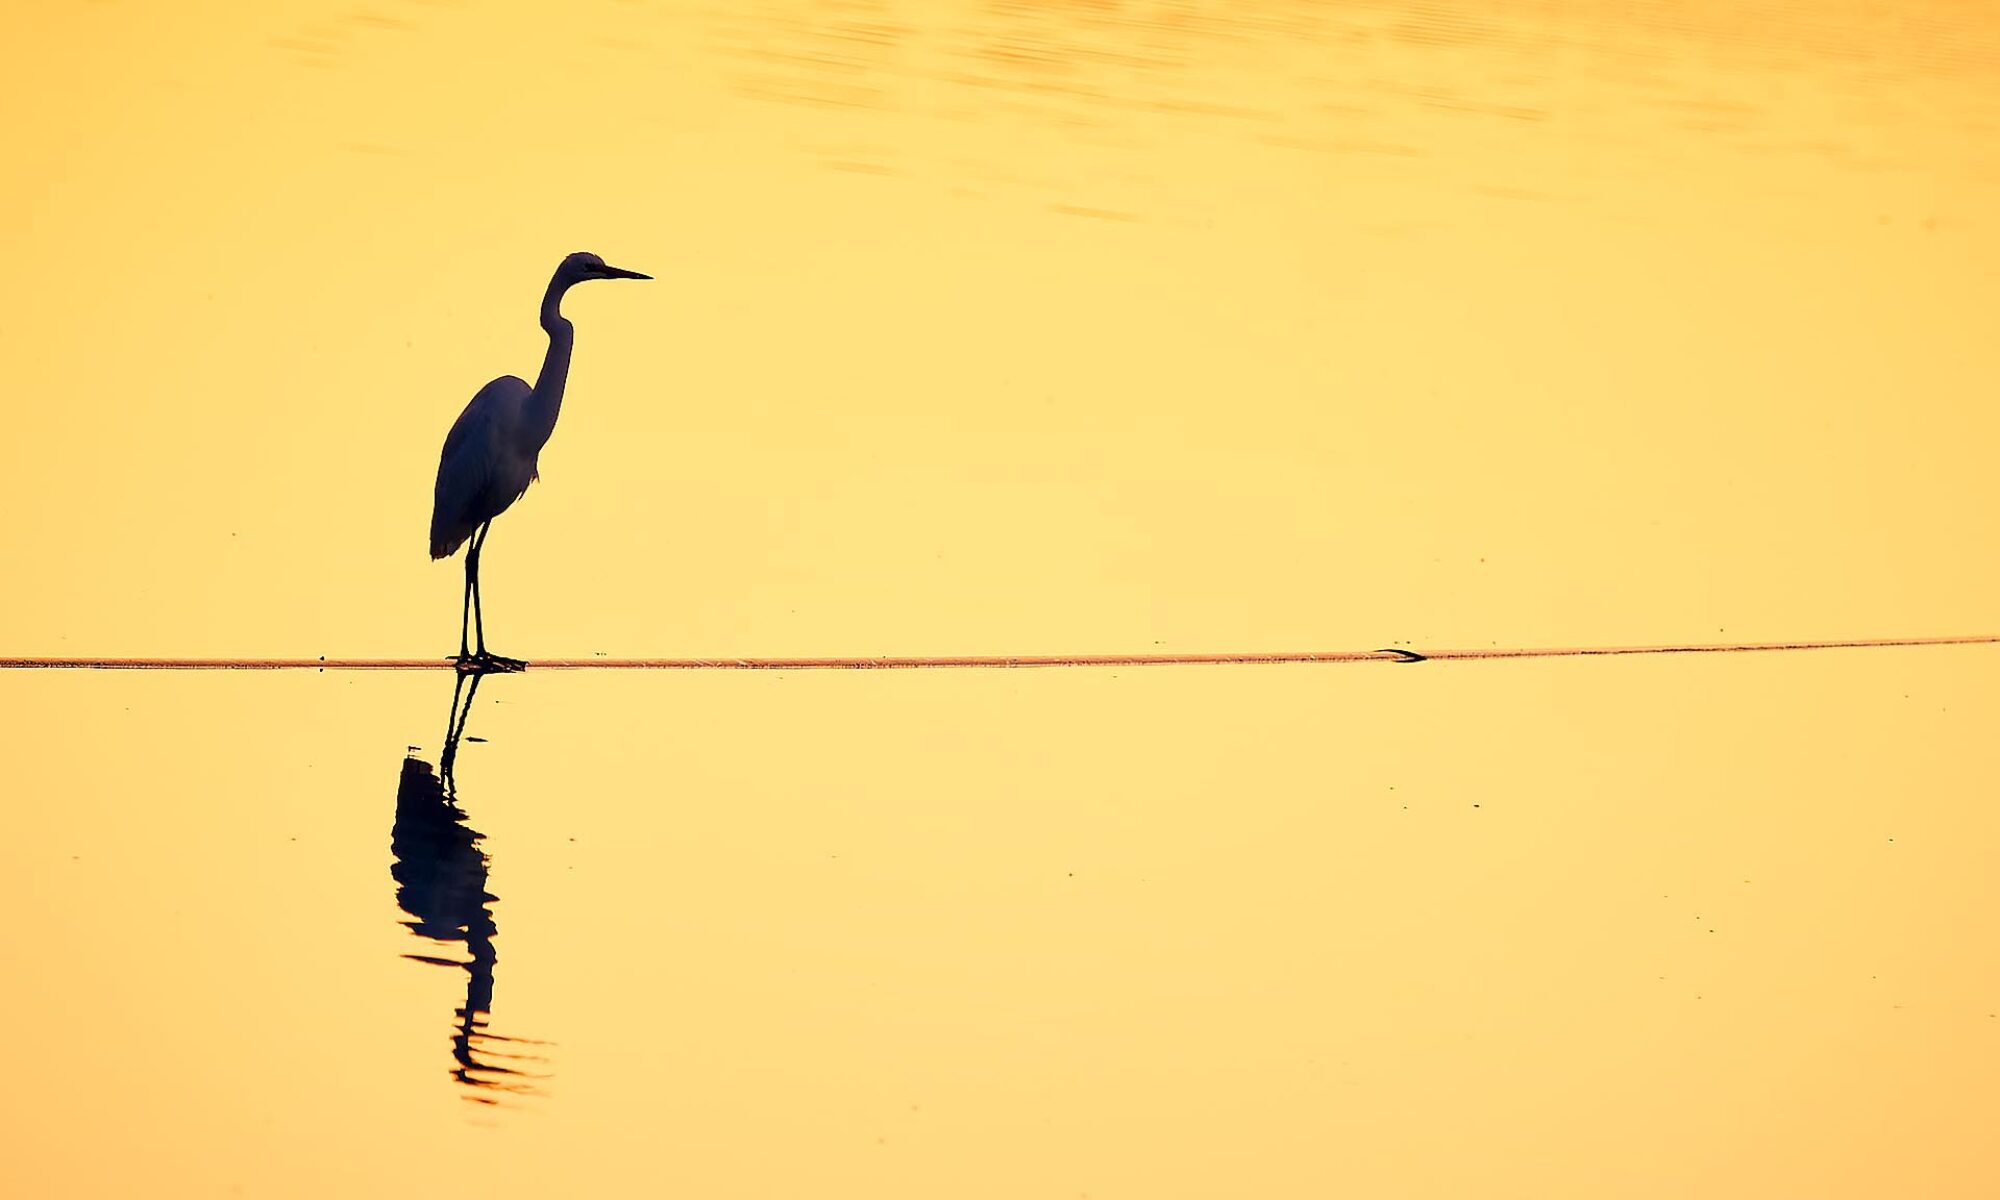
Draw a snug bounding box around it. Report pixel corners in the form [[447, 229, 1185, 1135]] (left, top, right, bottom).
[[3, 654, 1996, 1196], [3, 0, 1997, 1195]]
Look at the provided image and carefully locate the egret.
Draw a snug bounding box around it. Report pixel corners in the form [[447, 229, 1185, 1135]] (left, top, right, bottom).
[[430, 251, 650, 671]]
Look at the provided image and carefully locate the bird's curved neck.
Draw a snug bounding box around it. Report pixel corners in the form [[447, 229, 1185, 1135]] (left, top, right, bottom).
[[528, 277, 576, 450]]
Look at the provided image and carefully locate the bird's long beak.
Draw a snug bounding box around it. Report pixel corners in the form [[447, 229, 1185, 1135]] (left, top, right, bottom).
[[600, 265, 651, 280]]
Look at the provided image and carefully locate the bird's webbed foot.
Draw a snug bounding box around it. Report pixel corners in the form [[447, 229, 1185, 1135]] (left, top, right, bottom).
[[452, 652, 529, 675]]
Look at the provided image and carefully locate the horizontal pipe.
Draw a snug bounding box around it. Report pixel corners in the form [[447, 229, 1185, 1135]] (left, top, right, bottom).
[[0, 635, 1993, 671]]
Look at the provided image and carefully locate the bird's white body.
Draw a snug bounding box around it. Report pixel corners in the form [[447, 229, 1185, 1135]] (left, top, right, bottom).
[[431, 375, 538, 559]]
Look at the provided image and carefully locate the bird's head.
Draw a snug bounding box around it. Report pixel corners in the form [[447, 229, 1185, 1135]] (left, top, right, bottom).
[[557, 251, 652, 285]]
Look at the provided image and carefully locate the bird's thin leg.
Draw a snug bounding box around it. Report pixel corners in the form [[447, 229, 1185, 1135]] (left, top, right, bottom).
[[441, 671, 484, 786], [466, 523, 524, 672], [468, 522, 490, 657], [445, 669, 468, 742], [456, 544, 476, 663], [441, 671, 470, 779]]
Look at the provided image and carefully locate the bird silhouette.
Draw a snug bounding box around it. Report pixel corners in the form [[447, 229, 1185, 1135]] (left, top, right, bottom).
[[390, 673, 549, 1101], [431, 251, 650, 672]]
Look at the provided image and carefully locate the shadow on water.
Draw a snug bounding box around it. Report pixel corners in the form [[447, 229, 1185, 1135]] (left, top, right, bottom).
[[391, 670, 548, 1104]]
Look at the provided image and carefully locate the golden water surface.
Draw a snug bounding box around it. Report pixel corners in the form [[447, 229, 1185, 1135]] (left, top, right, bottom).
[[2, 1, 1997, 1196]]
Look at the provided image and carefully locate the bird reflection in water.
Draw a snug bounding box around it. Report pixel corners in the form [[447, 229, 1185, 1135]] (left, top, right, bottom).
[[391, 669, 547, 1103]]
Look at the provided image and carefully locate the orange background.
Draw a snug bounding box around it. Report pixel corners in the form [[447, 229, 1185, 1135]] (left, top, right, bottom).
[[1, 2, 1995, 1196]]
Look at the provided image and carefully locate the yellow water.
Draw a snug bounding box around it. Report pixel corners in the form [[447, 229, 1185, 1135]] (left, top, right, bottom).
[[2, 1, 1997, 1196]]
